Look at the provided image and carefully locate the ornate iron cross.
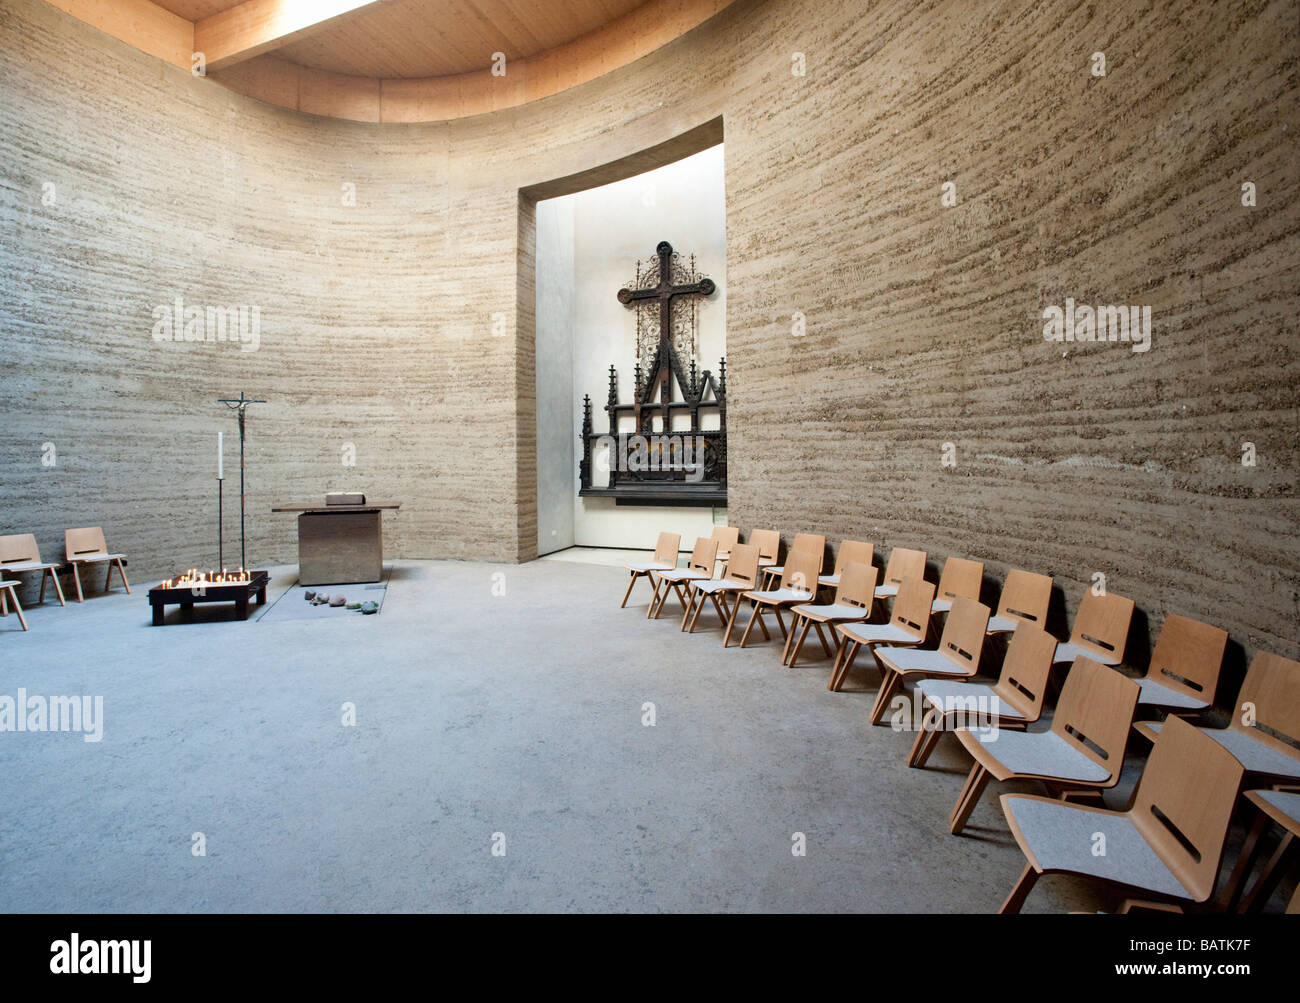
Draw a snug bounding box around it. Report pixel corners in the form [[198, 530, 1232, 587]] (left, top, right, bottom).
[[617, 240, 715, 421]]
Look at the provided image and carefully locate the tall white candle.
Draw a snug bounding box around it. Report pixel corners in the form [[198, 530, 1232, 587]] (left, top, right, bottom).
[[218, 431, 223, 479]]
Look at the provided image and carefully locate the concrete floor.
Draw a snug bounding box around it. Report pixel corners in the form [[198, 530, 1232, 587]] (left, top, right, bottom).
[[0, 558, 1123, 913]]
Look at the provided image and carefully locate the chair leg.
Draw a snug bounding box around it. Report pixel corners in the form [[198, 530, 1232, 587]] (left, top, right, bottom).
[[739, 603, 764, 648], [39, 572, 47, 604], [1, 588, 7, 615], [949, 763, 991, 835], [915, 721, 946, 767], [1224, 808, 1270, 911], [812, 621, 833, 658], [773, 607, 787, 639], [869, 669, 903, 725], [787, 620, 814, 667], [116, 558, 130, 594], [680, 590, 697, 631], [71, 563, 84, 602], [907, 721, 934, 767], [828, 639, 858, 692], [645, 577, 663, 619], [621, 571, 639, 608], [722, 598, 743, 647], [999, 864, 1039, 914], [1239, 833, 1295, 914]]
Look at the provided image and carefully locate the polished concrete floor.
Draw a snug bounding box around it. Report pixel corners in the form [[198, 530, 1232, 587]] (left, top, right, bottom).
[[0, 557, 1128, 913]]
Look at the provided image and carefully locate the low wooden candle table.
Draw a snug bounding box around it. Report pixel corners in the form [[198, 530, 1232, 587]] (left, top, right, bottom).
[[271, 500, 400, 586], [149, 570, 269, 625]]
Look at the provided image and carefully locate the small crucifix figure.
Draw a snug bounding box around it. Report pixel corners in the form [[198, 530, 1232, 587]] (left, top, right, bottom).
[[217, 391, 266, 569], [617, 241, 715, 426]]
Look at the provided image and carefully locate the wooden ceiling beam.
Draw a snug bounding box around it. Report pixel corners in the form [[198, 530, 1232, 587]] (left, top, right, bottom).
[[194, 0, 383, 71]]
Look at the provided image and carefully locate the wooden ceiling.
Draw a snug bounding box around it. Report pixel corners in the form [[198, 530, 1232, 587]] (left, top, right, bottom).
[[151, 0, 654, 78], [43, 0, 734, 121]]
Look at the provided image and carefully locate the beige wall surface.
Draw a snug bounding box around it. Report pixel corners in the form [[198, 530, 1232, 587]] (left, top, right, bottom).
[[1, 0, 1297, 661]]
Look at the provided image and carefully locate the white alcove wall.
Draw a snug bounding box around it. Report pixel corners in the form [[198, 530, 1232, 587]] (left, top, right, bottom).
[[535, 144, 727, 555]]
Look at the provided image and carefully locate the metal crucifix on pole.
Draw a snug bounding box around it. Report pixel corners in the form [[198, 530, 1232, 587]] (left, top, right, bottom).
[[217, 391, 266, 569]]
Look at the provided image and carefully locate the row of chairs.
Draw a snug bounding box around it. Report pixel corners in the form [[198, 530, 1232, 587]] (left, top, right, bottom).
[[620, 528, 1300, 913], [0, 529, 131, 631]]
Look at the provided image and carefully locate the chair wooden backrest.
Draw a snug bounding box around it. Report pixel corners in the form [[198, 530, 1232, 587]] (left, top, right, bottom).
[[890, 577, 937, 637], [1229, 652, 1300, 760], [651, 531, 681, 568], [66, 527, 109, 561], [748, 530, 781, 565], [936, 557, 984, 604], [788, 533, 825, 559], [936, 597, 991, 673], [0, 534, 43, 568], [995, 569, 1052, 625], [1146, 614, 1229, 704], [1050, 656, 1140, 783], [709, 526, 740, 558], [723, 544, 761, 588], [1131, 714, 1244, 903], [779, 550, 821, 596], [685, 537, 718, 578], [992, 622, 1059, 721], [831, 540, 873, 577], [1069, 590, 1135, 660], [881, 547, 926, 590], [833, 562, 878, 609]]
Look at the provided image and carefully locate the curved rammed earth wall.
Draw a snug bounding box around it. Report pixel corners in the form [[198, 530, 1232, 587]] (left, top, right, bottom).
[[1, 0, 1297, 662]]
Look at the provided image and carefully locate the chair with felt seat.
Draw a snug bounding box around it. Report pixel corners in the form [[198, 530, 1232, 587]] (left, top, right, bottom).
[[647, 535, 717, 619], [1052, 589, 1134, 665], [868, 596, 990, 726], [760, 533, 825, 589], [906, 620, 1059, 768], [1132, 613, 1228, 715], [737, 549, 822, 650], [986, 569, 1053, 634], [620, 531, 680, 608], [818, 540, 873, 590], [681, 543, 762, 642], [64, 527, 130, 602], [827, 576, 935, 693], [783, 562, 878, 667], [998, 714, 1244, 914], [709, 525, 740, 573], [1132, 651, 1300, 787], [0, 533, 65, 606], [874, 546, 926, 605], [948, 655, 1140, 835], [930, 556, 983, 614], [0, 579, 29, 631]]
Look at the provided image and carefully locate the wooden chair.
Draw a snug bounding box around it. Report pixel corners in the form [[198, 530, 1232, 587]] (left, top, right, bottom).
[[868, 597, 990, 726], [907, 621, 1059, 768], [1132, 613, 1228, 714], [818, 540, 873, 589], [782, 562, 878, 667], [709, 525, 740, 572], [681, 543, 762, 642], [0, 533, 65, 606], [0, 579, 29, 631], [827, 576, 935, 692], [1223, 789, 1300, 913], [737, 549, 822, 649], [986, 568, 1053, 634], [948, 655, 1139, 835], [747, 530, 781, 575], [620, 531, 680, 608], [64, 527, 130, 602], [647, 536, 717, 620], [874, 546, 926, 603], [1133, 652, 1300, 786], [930, 556, 983, 613], [1053, 589, 1134, 665], [760, 532, 825, 589], [998, 714, 1244, 914]]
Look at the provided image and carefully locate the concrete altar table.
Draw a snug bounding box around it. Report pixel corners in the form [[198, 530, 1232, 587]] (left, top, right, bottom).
[[271, 501, 400, 586]]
